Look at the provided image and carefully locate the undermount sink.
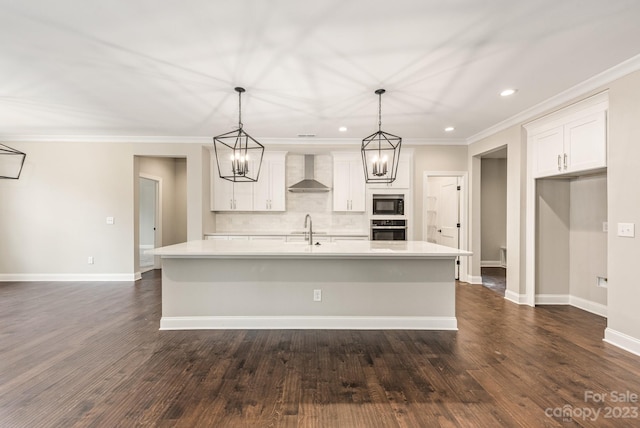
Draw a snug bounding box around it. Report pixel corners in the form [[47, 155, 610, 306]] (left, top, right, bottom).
[[289, 231, 327, 235]]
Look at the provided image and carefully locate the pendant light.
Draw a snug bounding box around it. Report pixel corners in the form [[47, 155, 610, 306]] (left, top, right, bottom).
[[0, 143, 26, 179], [361, 89, 402, 183], [213, 87, 264, 182]]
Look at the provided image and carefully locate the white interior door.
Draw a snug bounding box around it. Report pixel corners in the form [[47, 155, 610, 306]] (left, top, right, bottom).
[[437, 177, 459, 246], [139, 176, 159, 272], [435, 176, 461, 278]]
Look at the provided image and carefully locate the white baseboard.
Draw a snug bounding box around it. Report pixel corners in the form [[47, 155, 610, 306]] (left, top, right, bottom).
[[0, 273, 137, 282], [505, 290, 527, 305], [480, 260, 502, 268], [534, 294, 608, 318], [467, 275, 483, 284], [604, 328, 640, 357], [570, 296, 607, 318], [160, 316, 458, 331], [535, 294, 571, 305]]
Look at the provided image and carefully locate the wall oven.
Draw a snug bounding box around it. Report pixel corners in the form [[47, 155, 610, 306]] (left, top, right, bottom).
[[372, 194, 404, 216], [371, 219, 407, 241]]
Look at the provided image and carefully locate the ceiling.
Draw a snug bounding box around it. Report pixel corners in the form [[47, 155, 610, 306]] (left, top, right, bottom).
[[2, 0, 640, 142]]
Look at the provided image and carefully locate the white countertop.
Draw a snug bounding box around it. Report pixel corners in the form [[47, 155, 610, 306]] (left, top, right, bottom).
[[148, 239, 472, 259], [204, 231, 368, 237]]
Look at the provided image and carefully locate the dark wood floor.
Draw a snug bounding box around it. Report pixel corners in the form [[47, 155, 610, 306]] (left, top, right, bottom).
[[481, 267, 507, 296], [1, 272, 639, 427]]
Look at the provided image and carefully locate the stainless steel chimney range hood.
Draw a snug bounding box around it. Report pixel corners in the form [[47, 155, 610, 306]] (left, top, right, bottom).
[[288, 155, 331, 193]]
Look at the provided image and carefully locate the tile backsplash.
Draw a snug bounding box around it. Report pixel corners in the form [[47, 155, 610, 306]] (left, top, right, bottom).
[[215, 154, 368, 233]]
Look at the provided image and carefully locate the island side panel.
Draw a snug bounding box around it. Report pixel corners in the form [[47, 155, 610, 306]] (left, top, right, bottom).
[[160, 257, 456, 330]]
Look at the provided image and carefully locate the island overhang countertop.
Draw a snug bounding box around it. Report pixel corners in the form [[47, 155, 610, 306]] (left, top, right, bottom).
[[148, 239, 472, 259]]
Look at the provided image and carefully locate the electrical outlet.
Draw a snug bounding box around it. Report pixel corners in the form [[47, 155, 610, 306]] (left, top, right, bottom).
[[603, 222, 608, 233], [313, 289, 322, 302], [617, 222, 635, 238], [106, 216, 114, 225], [88, 256, 94, 265]]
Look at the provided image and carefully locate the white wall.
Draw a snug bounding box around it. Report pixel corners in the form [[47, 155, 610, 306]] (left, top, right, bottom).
[[481, 158, 507, 264], [412, 145, 468, 240], [606, 70, 640, 350], [468, 126, 524, 291], [0, 142, 135, 278], [0, 141, 206, 280]]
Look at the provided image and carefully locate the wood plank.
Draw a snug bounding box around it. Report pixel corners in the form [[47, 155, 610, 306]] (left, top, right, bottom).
[[0, 271, 639, 427]]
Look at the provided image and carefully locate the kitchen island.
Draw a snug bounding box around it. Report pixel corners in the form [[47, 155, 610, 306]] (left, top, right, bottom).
[[149, 240, 471, 331]]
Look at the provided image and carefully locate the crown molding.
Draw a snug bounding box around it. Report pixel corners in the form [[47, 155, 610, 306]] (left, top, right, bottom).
[[0, 135, 467, 146], [0, 135, 212, 144], [466, 53, 640, 145]]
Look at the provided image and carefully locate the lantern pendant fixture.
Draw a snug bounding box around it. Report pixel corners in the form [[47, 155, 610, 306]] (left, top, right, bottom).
[[0, 144, 26, 179], [361, 89, 402, 184], [213, 87, 264, 182]]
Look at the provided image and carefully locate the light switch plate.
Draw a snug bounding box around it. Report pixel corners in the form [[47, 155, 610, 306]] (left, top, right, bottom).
[[617, 222, 635, 238]]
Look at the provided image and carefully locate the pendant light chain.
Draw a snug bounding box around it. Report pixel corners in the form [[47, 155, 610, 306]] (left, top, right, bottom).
[[238, 90, 243, 130], [378, 91, 382, 131]]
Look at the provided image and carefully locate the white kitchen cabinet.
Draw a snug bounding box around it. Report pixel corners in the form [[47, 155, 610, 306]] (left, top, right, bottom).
[[212, 178, 254, 211], [206, 235, 249, 240], [367, 155, 411, 189], [330, 236, 369, 241], [253, 152, 287, 211], [563, 112, 607, 174], [249, 235, 287, 241], [529, 102, 607, 178], [286, 235, 330, 243], [332, 153, 365, 212], [206, 235, 229, 240], [211, 155, 255, 211]]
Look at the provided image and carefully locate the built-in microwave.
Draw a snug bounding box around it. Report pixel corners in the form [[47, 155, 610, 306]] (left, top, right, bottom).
[[372, 194, 404, 216]]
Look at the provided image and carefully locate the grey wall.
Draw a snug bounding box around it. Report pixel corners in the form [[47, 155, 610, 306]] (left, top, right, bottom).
[[569, 174, 607, 305], [536, 179, 570, 295], [481, 158, 507, 264]]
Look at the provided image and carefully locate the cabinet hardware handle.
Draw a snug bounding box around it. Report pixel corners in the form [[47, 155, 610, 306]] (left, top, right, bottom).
[[563, 153, 568, 169], [230, 199, 233, 209], [557, 154, 561, 171]]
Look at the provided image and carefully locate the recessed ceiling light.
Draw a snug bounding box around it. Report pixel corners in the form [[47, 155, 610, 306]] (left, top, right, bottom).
[[444, 126, 455, 132], [500, 88, 517, 97], [338, 126, 348, 132]]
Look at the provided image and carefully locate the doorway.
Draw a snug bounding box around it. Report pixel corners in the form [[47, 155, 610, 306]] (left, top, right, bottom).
[[139, 175, 161, 273], [423, 171, 468, 282], [480, 148, 508, 295]]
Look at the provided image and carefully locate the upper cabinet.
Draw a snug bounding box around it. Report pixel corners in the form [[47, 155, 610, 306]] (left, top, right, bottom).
[[332, 152, 366, 212], [253, 152, 287, 211], [527, 93, 608, 179], [211, 161, 255, 211], [367, 151, 412, 189], [211, 151, 287, 212]]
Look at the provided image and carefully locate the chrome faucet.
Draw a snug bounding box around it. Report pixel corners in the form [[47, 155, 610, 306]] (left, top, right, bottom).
[[304, 214, 313, 245]]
